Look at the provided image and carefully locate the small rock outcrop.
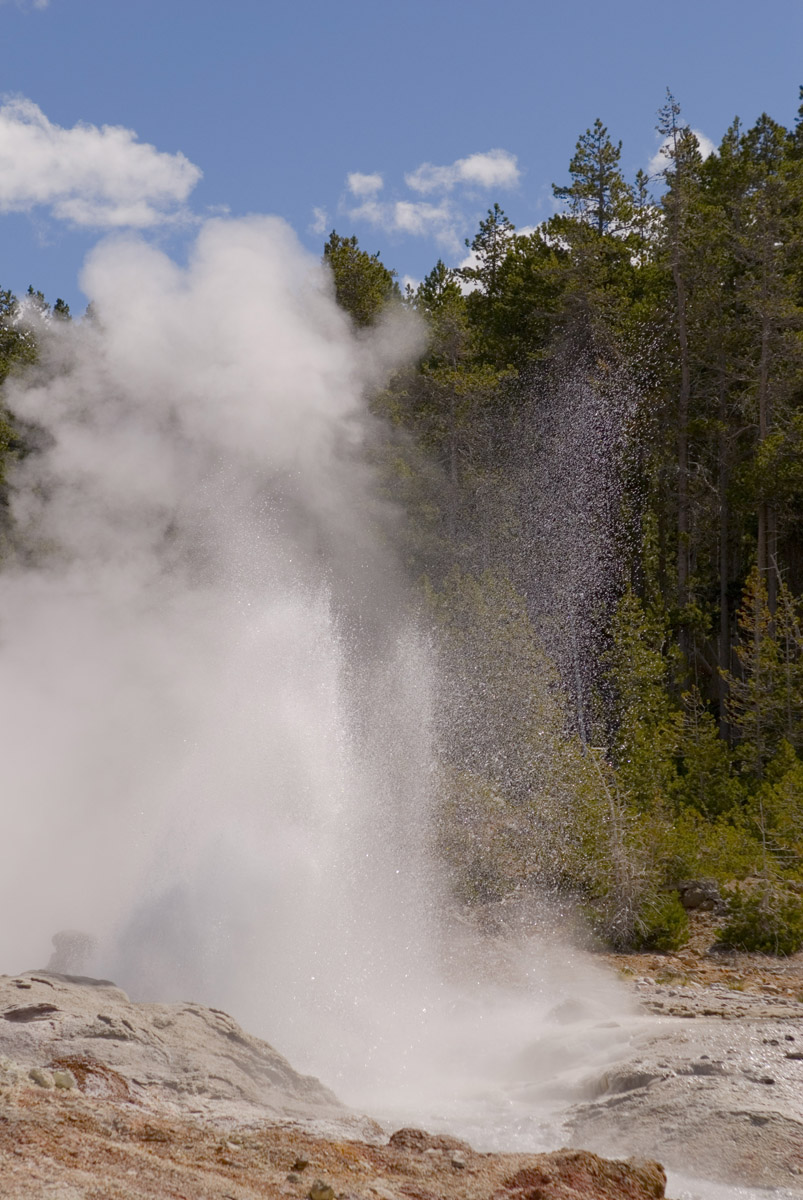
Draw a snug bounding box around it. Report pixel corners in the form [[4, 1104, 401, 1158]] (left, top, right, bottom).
[[497, 1149, 666, 1199], [46, 930, 98, 975], [0, 970, 353, 1129], [387, 1126, 471, 1153]]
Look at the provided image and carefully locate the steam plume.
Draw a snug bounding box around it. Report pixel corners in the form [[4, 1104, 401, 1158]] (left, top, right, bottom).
[[0, 217, 627, 1123], [0, 216, 433, 1074]]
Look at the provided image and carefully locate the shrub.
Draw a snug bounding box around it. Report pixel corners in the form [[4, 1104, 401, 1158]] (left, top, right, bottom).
[[634, 890, 689, 952], [658, 805, 765, 885], [716, 885, 803, 956]]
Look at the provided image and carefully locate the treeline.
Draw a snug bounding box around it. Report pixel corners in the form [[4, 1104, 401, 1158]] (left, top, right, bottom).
[[2, 93, 802, 952], [0, 287, 70, 495], [325, 92, 803, 952]]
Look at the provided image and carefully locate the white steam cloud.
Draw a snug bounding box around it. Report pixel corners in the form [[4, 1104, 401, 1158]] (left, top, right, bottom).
[[0, 216, 436, 1081], [0, 211, 629, 1125], [0, 97, 201, 226]]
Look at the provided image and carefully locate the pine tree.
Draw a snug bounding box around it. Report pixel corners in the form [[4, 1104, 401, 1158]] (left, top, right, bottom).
[[552, 118, 633, 236], [732, 116, 803, 610], [546, 118, 639, 361], [322, 231, 400, 326], [656, 91, 705, 619], [724, 568, 803, 773], [456, 204, 516, 299]]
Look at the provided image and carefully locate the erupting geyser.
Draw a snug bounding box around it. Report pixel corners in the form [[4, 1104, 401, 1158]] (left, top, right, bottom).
[[0, 216, 626, 1133]]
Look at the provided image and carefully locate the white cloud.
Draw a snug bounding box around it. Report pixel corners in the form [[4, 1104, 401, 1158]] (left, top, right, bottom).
[[347, 171, 383, 198], [341, 147, 522, 259], [455, 246, 480, 294], [405, 149, 520, 195], [392, 199, 452, 236], [648, 128, 716, 178], [345, 197, 384, 226], [694, 131, 717, 160], [310, 206, 328, 236], [347, 196, 461, 253], [0, 96, 201, 227], [0, 0, 50, 9]]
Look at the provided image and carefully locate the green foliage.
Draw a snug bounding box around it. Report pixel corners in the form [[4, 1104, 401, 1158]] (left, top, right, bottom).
[[755, 413, 803, 529], [322, 231, 399, 326], [604, 587, 680, 810], [672, 687, 745, 816], [0, 288, 36, 386], [427, 568, 566, 800], [566, 747, 654, 951], [0, 286, 40, 496], [552, 118, 634, 236], [456, 203, 516, 299], [749, 741, 803, 871], [657, 805, 764, 885], [724, 569, 803, 772], [633, 891, 689, 952], [322, 100, 803, 948], [476, 228, 566, 366], [415, 259, 467, 362], [372, 95, 803, 950], [435, 767, 533, 905], [716, 884, 803, 955]]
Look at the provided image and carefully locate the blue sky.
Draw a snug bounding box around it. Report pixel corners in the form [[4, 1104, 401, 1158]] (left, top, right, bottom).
[[1, 0, 803, 311]]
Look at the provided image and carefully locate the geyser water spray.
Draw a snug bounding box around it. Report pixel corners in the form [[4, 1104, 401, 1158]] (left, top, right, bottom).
[[0, 215, 628, 1133]]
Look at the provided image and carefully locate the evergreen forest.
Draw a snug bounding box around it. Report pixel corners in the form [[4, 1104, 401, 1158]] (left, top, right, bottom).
[[4, 92, 803, 955]]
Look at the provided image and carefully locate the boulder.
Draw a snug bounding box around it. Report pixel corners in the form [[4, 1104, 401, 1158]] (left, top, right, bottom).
[[388, 1126, 471, 1153], [497, 1149, 666, 1199], [676, 878, 724, 913]]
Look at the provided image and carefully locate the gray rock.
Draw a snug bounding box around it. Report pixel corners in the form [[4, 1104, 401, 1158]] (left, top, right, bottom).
[[28, 1067, 53, 1088], [387, 1127, 470, 1153], [47, 931, 97, 976], [308, 1181, 335, 1200], [570, 1009, 803, 1191], [676, 878, 724, 912]]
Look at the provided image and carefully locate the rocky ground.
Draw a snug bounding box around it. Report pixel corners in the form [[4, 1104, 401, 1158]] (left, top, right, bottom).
[[603, 911, 803, 1005], [569, 911, 803, 1195], [2, 913, 803, 1200], [0, 970, 666, 1200]]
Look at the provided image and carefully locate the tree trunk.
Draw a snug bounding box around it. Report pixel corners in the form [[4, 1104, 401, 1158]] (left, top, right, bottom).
[[754, 201, 779, 612], [718, 375, 730, 738], [757, 306, 775, 614], [673, 259, 691, 620]]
